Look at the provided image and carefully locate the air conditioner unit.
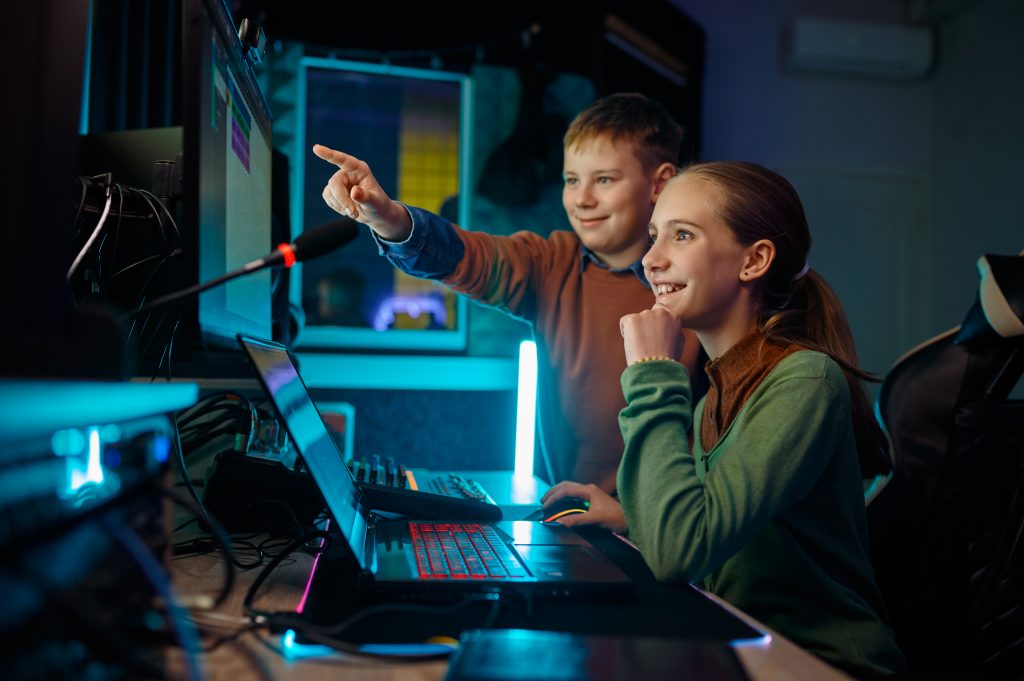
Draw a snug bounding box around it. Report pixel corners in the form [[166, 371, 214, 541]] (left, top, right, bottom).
[[782, 17, 935, 80]]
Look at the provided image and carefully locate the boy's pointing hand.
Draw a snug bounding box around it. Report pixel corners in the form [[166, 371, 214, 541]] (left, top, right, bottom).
[[313, 144, 412, 241]]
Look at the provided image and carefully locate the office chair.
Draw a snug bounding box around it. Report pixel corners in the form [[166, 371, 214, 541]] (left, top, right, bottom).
[[867, 253, 1024, 680]]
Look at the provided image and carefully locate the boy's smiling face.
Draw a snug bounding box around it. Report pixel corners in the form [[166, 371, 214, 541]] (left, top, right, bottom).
[[562, 136, 666, 270]]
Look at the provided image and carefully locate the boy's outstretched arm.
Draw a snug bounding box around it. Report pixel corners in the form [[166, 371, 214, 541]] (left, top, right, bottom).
[[312, 144, 412, 242]]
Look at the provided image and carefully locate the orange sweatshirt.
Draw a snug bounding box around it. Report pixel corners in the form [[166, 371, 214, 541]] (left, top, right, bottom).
[[454, 229, 700, 491], [378, 206, 693, 491]]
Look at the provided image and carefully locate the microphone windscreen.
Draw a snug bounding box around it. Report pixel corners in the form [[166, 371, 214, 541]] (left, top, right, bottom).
[[292, 218, 361, 262]]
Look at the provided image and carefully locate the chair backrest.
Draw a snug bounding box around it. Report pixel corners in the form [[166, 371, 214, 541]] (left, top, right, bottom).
[[867, 253, 1024, 679]]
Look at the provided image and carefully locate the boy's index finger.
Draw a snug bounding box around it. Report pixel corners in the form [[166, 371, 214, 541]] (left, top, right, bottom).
[[312, 143, 348, 167]]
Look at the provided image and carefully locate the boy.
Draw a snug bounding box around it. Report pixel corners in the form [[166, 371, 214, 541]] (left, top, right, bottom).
[[314, 93, 698, 493]]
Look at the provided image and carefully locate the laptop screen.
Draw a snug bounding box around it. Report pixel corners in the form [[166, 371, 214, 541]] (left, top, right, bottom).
[[238, 335, 371, 569]]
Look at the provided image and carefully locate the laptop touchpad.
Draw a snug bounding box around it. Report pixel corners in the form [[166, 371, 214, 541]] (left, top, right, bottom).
[[515, 545, 611, 580]]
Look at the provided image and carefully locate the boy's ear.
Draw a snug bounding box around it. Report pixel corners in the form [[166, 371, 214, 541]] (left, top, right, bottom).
[[738, 239, 776, 282], [650, 163, 677, 202]]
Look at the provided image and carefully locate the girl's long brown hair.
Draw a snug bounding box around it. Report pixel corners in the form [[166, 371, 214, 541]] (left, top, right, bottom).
[[681, 161, 891, 479]]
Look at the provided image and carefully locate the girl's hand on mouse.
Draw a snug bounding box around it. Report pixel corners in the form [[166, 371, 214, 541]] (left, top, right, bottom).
[[541, 481, 626, 531]]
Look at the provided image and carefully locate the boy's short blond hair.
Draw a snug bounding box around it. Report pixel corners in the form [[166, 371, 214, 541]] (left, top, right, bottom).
[[563, 93, 683, 171]]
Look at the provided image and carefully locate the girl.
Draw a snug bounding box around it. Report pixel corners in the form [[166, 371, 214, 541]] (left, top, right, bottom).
[[542, 162, 906, 677]]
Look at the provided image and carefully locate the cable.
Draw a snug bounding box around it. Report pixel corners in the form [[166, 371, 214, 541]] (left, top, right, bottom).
[[135, 308, 175, 373], [176, 393, 257, 454], [198, 622, 262, 653], [178, 406, 247, 432], [178, 400, 248, 422], [100, 514, 204, 681], [128, 186, 170, 254], [242, 531, 331, 621], [172, 536, 265, 569], [107, 183, 125, 269], [163, 485, 236, 609], [261, 595, 514, 661], [162, 475, 237, 609], [71, 175, 88, 239], [130, 258, 182, 374], [173, 517, 200, 532], [168, 416, 267, 575], [178, 392, 257, 425], [67, 177, 113, 282], [101, 251, 181, 286], [125, 256, 171, 346], [136, 187, 182, 240], [157, 314, 182, 381]]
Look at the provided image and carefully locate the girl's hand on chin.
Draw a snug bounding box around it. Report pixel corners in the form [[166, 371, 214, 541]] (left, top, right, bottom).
[[619, 307, 684, 366]]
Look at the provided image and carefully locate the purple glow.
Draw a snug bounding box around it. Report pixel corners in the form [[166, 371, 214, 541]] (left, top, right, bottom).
[[372, 295, 448, 331], [296, 518, 330, 614]]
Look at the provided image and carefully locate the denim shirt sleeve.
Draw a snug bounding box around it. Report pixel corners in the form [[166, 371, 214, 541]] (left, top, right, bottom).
[[368, 204, 465, 280]]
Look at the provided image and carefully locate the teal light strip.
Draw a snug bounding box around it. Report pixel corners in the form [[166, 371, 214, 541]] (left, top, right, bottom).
[[514, 341, 537, 478], [296, 354, 517, 391], [301, 326, 467, 351], [290, 57, 308, 313], [0, 381, 198, 443], [299, 57, 470, 83], [79, 0, 94, 134]]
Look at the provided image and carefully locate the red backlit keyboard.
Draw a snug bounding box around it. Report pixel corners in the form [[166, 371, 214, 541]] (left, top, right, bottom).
[[408, 523, 529, 579]]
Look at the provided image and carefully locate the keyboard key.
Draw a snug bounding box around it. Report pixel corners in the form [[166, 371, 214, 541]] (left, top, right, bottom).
[[408, 523, 531, 581]]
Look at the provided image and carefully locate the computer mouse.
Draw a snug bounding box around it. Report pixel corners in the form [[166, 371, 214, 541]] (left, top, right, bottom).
[[524, 496, 590, 523]]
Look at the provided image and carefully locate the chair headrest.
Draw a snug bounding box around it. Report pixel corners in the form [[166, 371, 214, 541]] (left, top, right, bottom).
[[954, 253, 1024, 345]]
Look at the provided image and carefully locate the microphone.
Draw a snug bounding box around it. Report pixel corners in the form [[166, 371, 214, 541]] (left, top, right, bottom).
[[129, 218, 360, 318], [244, 218, 360, 272]]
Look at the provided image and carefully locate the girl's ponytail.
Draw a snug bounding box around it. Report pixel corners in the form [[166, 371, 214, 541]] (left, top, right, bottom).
[[681, 161, 892, 480], [762, 270, 891, 479]]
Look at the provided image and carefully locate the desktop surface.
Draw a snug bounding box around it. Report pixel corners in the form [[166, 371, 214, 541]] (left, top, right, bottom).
[[165, 487, 854, 681], [446, 629, 751, 681]]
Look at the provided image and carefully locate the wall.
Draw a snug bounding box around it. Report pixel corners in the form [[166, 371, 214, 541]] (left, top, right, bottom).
[[672, 0, 1022, 375], [928, 0, 1024, 327]]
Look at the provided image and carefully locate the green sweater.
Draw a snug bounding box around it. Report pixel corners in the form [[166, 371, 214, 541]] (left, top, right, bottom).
[[617, 352, 906, 677]]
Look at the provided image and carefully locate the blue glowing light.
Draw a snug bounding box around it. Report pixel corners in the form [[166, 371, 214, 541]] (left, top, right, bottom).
[[514, 340, 537, 479], [153, 434, 171, 463], [281, 629, 335, 660], [68, 427, 105, 493], [51, 428, 86, 457], [103, 447, 122, 468], [282, 628, 454, 660], [100, 424, 122, 443]]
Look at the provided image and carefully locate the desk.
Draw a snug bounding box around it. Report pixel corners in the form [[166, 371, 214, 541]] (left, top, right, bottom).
[[168, 530, 853, 681]]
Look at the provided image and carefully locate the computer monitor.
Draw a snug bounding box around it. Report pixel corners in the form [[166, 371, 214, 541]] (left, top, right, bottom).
[[293, 58, 471, 352], [78, 0, 275, 374], [181, 0, 274, 350]]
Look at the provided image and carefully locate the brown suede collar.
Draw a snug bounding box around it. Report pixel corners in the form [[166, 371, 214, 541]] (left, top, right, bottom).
[[700, 330, 802, 452]]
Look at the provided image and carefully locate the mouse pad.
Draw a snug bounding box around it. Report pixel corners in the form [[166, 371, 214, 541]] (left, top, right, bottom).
[[443, 629, 751, 681]]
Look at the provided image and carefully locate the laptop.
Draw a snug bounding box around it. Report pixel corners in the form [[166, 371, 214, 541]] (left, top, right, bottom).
[[237, 335, 631, 598]]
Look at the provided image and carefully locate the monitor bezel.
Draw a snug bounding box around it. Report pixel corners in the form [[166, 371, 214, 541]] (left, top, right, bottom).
[[291, 57, 472, 352], [180, 0, 275, 351]]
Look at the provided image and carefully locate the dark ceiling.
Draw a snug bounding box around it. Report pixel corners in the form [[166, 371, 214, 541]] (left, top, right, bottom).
[[234, 0, 703, 77]]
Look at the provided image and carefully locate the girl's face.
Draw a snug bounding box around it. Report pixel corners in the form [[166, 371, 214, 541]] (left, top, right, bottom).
[[642, 174, 757, 335]]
